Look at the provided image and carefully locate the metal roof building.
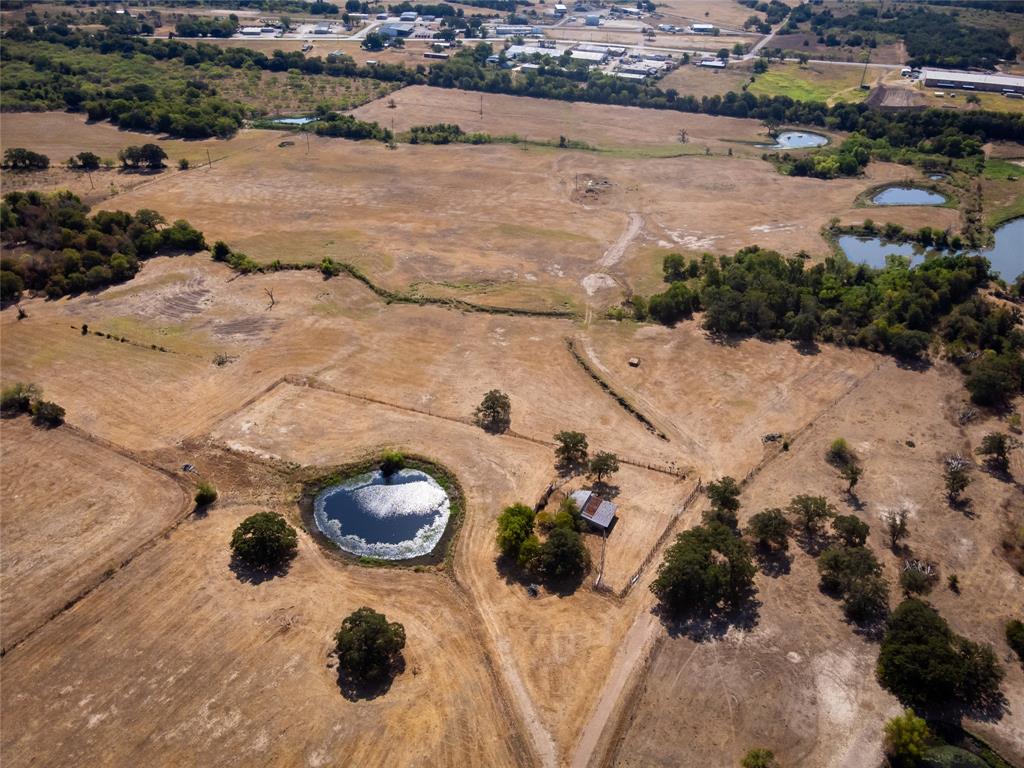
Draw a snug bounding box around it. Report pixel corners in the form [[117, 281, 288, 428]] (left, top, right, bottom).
[[570, 490, 618, 530], [921, 68, 1024, 94]]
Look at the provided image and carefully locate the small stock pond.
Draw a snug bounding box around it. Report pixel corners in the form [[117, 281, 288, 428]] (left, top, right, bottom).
[[759, 131, 829, 149], [313, 469, 451, 560], [871, 186, 948, 206], [837, 218, 1024, 280]]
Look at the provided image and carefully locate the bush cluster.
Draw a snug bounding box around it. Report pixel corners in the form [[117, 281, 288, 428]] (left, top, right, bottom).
[[1, 191, 206, 301], [496, 499, 590, 583]]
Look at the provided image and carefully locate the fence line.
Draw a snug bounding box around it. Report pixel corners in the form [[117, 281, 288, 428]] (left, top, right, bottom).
[[616, 478, 704, 598]]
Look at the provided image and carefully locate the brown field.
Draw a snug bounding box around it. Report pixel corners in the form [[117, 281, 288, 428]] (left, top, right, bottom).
[[658, 60, 755, 100], [647, 0, 767, 30], [2, 97, 1023, 768], [0, 418, 186, 650]]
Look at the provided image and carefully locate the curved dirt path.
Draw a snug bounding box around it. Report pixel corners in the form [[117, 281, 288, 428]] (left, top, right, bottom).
[[599, 213, 644, 269]]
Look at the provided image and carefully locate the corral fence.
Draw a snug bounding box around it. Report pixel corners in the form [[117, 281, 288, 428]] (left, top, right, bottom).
[[615, 478, 704, 599]]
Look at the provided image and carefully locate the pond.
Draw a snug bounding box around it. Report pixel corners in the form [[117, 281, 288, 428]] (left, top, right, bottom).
[[272, 116, 316, 125], [836, 235, 924, 269], [836, 218, 1023, 281], [313, 469, 451, 560], [871, 186, 948, 206], [983, 217, 1024, 281], [759, 130, 829, 149]]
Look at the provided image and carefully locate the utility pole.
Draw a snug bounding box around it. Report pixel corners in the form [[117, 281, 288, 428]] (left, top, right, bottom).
[[206, 148, 212, 168], [305, 129, 310, 154], [480, 93, 483, 119]]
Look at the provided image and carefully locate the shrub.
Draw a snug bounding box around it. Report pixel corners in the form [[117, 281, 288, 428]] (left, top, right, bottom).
[[194, 481, 218, 506], [496, 503, 535, 559], [976, 432, 1017, 473], [900, 567, 935, 596], [335, 606, 406, 685], [741, 748, 779, 768], [230, 511, 298, 570], [380, 450, 405, 477], [651, 522, 755, 615], [877, 599, 1004, 710], [883, 709, 930, 767], [827, 437, 856, 467], [3, 148, 49, 170], [31, 399, 65, 427], [1, 382, 39, 414]]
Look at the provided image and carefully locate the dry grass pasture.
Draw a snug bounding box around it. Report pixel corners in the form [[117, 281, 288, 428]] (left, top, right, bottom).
[[1, 99, 1023, 768]]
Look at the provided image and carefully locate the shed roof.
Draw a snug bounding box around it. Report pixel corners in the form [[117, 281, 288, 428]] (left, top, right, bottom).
[[570, 490, 617, 529]]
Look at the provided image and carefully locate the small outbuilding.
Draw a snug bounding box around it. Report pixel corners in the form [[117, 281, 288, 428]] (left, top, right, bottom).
[[571, 490, 618, 530]]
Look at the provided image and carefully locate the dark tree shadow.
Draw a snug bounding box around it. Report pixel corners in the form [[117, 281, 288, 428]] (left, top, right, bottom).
[[591, 481, 621, 500], [754, 546, 792, 578], [844, 492, 865, 511], [229, 555, 294, 585], [793, 339, 821, 356], [494, 553, 587, 597], [477, 416, 511, 435], [950, 496, 976, 518], [656, 589, 761, 642], [795, 529, 833, 557], [336, 654, 406, 701], [894, 356, 933, 373]]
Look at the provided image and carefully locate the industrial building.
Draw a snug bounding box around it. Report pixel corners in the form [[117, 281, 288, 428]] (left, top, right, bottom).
[[585, 14, 601, 26], [690, 23, 716, 34], [379, 22, 414, 37], [920, 68, 1024, 94]]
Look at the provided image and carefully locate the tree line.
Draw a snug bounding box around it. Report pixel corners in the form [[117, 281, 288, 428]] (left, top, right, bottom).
[[0, 190, 207, 302], [5, 24, 1023, 153], [634, 247, 1023, 406]]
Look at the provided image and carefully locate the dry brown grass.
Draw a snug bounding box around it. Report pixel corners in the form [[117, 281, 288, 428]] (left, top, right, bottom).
[[1, 109, 1022, 768]]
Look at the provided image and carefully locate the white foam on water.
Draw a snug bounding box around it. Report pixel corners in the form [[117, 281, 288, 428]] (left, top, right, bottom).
[[313, 469, 451, 560]]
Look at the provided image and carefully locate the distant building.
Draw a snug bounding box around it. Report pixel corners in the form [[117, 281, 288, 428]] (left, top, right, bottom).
[[690, 23, 716, 34], [240, 26, 263, 35], [313, 24, 332, 34], [576, 43, 626, 56], [921, 68, 1024, 94], [554, 3, 568, 15], [699, 58, 726, 69], [570, 490, 618, 530], [399, 10, 418, 21], [570, 49, 608, 64], [494, 24, 542, 36], [585, 14, 600, 26], [379, 22, 414, 37]]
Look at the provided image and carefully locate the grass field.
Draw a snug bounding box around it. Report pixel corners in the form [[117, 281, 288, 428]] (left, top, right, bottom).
[[748, 62, 895, 105]]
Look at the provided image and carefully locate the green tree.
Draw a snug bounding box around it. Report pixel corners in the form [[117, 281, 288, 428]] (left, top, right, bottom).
[[883, 506, 910, 549], [335, 606, 406, 685], [230, 511, 298, 570], [883, 709, 930, 767], [3, 148, 49, 170], [746, 508, 791, 551], [31, 399, 65, 427], [788, 494, 834, 536], [0, 382, 40, 414], [827, 437, 856, 467], [976, 432, 1017, 473], [900, 567, 934, 596], [741, 748, 779, 768], [532, 526, 590, 581], [943, 458, 971, 502], [194, 481, 218, 506], [589, 451, 619, 483], [475, 389, 511, 432], [651, 522, 755, 615], [705, 476, 742, 528], [878, 599, 1004, 711], [832, 514, 869, 547], [1, 270, 24, 302], [496, 503, 535, 559], [553, 430, 588, 470], [841, 463, 863, 494], [966, 352, 1024, 407], [380, 450, 405, 476]]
